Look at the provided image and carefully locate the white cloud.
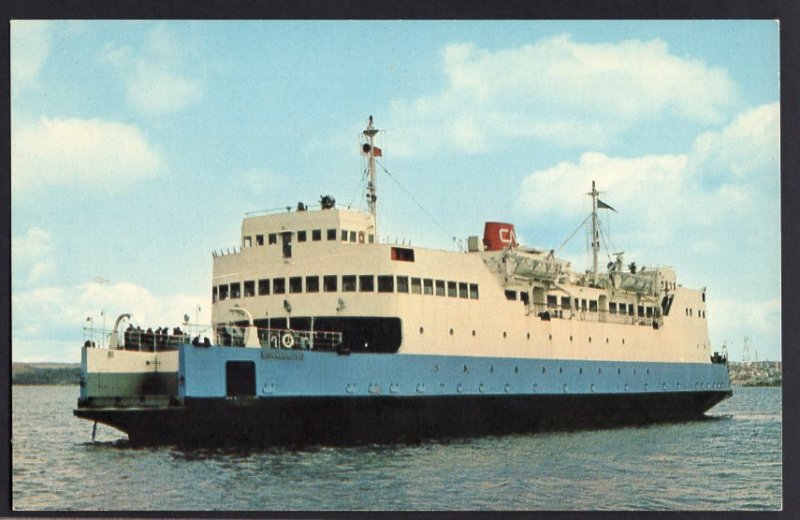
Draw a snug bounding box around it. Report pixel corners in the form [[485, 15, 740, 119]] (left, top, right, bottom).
[[10, 21, 52, 96], [12, 117, 165, 194], [517, 103, 779, 239], [388, 35, 738, 156], [12, 227, 57, 285], [12, 280, 210, 362], [691, 102, 780, 180], [101, 26, 204, 114]]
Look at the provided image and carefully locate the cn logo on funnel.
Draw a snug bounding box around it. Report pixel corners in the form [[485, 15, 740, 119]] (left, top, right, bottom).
[[483, 222, 518, 251]]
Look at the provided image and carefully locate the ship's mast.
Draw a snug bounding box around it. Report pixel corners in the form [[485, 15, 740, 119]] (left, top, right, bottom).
[[363, 116, 379, 234], [590, 180, 600, 283]]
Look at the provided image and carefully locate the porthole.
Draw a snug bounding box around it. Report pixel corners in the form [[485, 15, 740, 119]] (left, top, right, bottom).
[[419, 327, 424, 334], [646, 369, 650, 375], [433, 364, 439, 373], [598, 368, 602, 375], [542, 367, 546, 374], [489, 365, 494, 373], [633, 368, 636, 375], [579, 367, 583, 374], [588, 337, 592, 343], [606, 338, 609, 344], [622, 339, 625, 345], [569, 335, 573, 342], [559, 367, 563, 374], [514, 366, 519, 374], [527, 332, 530, 340], [617, 368, 621, 375], [472, 330, 476, 336], [503, 331, 507, 338], [449, 328, 454, 336], [549, 334, 552, 341]]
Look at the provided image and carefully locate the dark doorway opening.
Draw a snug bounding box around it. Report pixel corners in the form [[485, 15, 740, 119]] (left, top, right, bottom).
[[226, 361, 256, 397]]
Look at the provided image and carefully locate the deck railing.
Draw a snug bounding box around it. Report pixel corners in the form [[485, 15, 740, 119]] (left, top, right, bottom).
[[528, 304, 659, 327], [216, 325, 343, 351]]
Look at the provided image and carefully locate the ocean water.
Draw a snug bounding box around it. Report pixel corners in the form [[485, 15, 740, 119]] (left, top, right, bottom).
[[12, 385, 781, 511]]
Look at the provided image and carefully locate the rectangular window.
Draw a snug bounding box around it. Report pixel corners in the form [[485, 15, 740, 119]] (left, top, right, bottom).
[[547, 295, 557, 308], [423, 279, 434, 295], [273, 278, 286, 294], [327, 229, 337, 241], [391, 247, 415, 262], [609, 302, 617, 314], [219, 285, 229, 300], [342, 275, 357, 292], [297, 230, 307, 242], [435, 280, 445, 296], [378, 275, 394, 293], [359, 275, 374, 292], [411, 277, 422, 294], [589, 300, 598, 312], [458, 282, 468, 299], [505, 290, 517, 301], [289, 276, 303, 293], [212, 286, 218, 303], [638, 305, 645, 317], [581, 299, 588, 311], [312, 229, 322, 241], [646, 306, 653, 317], [368, 234, 375, 244], [341, 229, 348, 241], [520, 291, 530, 304], [561, 296, 571, 309], [469, 283, 479, 299], [397, 276, 409, 293], [231, 282, 241, 299], [618, 303, 626, 315], [447, 281, 457, 297], [323, 275, 337, 292], [243, 236, 252, 248], [306, 276, 319, 293], [349, 231, 357, 243], [256, 234, 264, 246], [628, 305, 635, 316], [258, 279, 270, 295], [244, 280, 255, 297], [268, 233, 277, 245]]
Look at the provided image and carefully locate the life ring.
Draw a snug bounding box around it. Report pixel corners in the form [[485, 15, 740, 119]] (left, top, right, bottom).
[[281, 333, 295, 349]]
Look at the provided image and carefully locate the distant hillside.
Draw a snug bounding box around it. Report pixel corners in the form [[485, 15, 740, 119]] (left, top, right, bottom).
[[12, 363, 81, 385]]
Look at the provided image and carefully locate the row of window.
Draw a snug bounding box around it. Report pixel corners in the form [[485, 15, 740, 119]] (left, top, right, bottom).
[[243, 228, 375, 248], [213, 276, 480, 302], [686, 308, 706, 318]]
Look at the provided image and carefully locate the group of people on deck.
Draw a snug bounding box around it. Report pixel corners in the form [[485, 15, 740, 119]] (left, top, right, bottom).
[[123, 324, 188, 351]]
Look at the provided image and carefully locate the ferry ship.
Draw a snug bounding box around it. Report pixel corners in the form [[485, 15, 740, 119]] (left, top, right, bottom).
[[74, 117, 731, 446]]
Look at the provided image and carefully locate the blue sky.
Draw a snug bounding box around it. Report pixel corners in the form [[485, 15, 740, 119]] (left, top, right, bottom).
[[11, 20, 780, 362]]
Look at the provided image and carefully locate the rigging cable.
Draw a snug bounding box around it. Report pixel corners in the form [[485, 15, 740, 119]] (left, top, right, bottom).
[[374, 159, 455, 244], [556, 213, 592, 254]]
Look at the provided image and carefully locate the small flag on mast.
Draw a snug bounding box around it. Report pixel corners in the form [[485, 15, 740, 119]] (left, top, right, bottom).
[[361, 143, 382, 157], [597, 199, 616, 212]]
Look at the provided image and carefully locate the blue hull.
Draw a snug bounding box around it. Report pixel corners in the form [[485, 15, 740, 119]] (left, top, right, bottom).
[[74, 344, 732, 446]]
